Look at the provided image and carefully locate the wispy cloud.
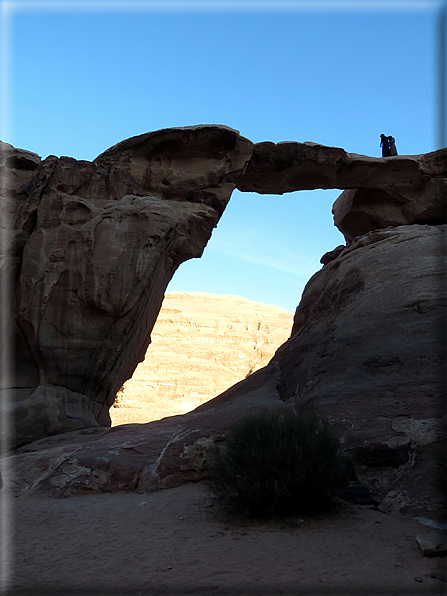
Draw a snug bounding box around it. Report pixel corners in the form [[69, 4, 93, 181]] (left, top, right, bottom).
[[209, 240, 322, 278]]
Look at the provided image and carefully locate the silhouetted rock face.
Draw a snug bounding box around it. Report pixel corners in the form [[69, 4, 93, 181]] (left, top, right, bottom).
[[2, 130, 446, 519], [332, 177, 447, 243], [1, 126, 253, 448], [272, 224, 446, 517], [330, 148, 447, 242], [280, 225, 444, 425], [236, 142, 445, 193]]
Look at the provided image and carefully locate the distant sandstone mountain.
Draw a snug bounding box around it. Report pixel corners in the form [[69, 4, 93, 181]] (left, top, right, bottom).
[[110, 292, 293, 425]]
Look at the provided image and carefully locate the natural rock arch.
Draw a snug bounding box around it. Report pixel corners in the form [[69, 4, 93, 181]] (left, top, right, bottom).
[[1, 125, 446, 449]]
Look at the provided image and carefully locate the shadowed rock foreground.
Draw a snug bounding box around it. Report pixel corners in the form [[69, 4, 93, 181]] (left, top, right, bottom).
[[1, 125, 446, 519]]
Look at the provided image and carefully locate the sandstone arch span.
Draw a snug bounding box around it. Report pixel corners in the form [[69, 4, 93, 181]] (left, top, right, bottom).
[[1, 125, 446, 449]]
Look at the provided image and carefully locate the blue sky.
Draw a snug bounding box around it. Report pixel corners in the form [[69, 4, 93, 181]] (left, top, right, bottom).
[[1, 0, 444, 312]]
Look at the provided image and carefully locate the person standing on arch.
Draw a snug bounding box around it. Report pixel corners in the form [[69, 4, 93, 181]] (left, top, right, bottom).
[[380, 133, 391, 156], [388, 135, 398, 155]]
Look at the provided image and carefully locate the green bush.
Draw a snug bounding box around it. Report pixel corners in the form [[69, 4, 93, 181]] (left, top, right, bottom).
[[206, 409, 351, 519]]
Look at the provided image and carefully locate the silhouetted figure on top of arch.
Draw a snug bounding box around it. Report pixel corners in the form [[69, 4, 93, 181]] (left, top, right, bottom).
[[380, 134, 398, 157], [380, 134, 391, 157], [388, 135, 398, 155]]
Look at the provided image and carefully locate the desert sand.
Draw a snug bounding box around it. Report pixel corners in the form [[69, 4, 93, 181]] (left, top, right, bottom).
[[6, 481, 447, 596]]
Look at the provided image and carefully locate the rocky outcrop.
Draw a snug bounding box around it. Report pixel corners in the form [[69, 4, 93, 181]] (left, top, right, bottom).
[[111, 292, 293, 425], [279, 224, 444, 440], [234, 141, 446, 517], [332, 179, 447, 243], [4, 224, 444, 518], [3, 127, 446, 465], [1, 127, 253, 448], [254, 224, 444, 517]]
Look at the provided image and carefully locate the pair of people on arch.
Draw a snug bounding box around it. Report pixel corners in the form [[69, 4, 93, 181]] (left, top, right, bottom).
[[380, 134, 398, 157]]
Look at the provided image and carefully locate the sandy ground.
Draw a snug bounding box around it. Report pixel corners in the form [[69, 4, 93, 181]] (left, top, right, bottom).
[[4, 481, 447, 596]]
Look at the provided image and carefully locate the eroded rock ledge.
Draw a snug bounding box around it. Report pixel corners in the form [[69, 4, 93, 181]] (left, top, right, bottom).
[[236, 140, 447, 242]]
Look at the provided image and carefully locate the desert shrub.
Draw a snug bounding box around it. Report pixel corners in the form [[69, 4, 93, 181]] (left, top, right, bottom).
[[206, 409, 351, 519]]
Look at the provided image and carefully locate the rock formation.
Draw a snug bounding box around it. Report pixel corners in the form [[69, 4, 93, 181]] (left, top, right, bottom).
[[197, 223, 444, 517], [272, 223, 446, 516], [111, 292, 293, 425], [0, 127, 253, 448], [236, 140, 446, 195], [236, 141, 447, 244], [2, 127, 446, 520]]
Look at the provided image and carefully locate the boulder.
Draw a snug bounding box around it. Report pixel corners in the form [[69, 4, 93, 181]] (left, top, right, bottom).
[[1, 126, 253, 448], [332, 179, 447, 243], [416, 533, 447, 557]]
